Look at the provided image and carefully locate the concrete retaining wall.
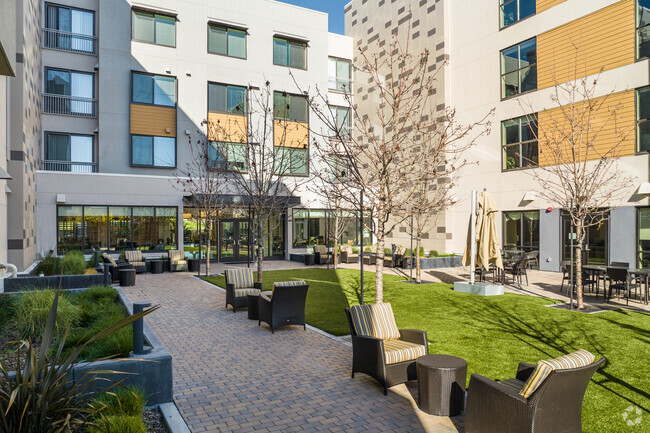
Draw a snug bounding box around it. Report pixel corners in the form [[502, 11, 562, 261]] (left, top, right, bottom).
[[1, 273, 106, 292]]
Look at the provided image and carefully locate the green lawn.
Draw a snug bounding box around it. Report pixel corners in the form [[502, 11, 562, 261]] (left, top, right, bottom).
[[203, 268, 649, 432]]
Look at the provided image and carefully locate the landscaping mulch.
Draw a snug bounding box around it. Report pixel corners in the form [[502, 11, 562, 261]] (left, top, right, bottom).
[[144, 407, 171, 433], [0, 320, 38, 371]]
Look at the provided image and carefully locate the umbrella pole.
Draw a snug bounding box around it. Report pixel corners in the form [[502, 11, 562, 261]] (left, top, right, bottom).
[[470, 190, 477, 284]]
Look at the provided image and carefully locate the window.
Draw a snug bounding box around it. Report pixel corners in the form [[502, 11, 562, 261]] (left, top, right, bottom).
[[274, 147, 308, 175], [500, 0, 535, 28], [502, 114, 538, 169], [329, 106, 352, 139], [57, 205, 177, 254], [501, 38, 537, 98], [639, 207, 650, 266], [44, 133, 94, 172], [208, 142, 247, 171], [328, 57, 351, 92], [208, 83, 246, 115], [638, 0, 650, 59], [292, 209, 366, 247], [132, 9, 175, 47], [132, 73, 176, 106], [637, 86, 650, 152], [131, 135, 176, 167], [273, 92, 308, 122], [273, 37, 306, 69], [208, 24, 246, 58], [44, 68, 95, 116], [44, 3, 95, 54], [503, 211, 540, 252]]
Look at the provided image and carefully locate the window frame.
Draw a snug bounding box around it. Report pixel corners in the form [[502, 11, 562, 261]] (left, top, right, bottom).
[[131, 8, 176, 48], [636, 85, 650, 154], [500, 37, 537, 100], [273, 146, 309, 177], [499, 0, 536, 30], [207, 23, 247, 59], [130, 134, 177, 168], [207, 141, 249, 173], [637, 206, 650, 267], [273, 91, 308, 123], [131, 71, 177, 107], [207, 82, 247, 116], [273, 36, 308, 70], [501, 113, 538, 171], [44, 2, 96, 35], [44, 67, 95, 98], [44, 131, 95, 163], [328, 56, 352, 93], [291, 208, 365, 248], [502, 210, 540, 253], [637, 0, 650, 60]]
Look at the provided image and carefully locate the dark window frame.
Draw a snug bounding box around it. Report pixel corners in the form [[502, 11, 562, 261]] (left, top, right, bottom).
[[44, 131, 95, 163], [502, 210, 540, 253], [44, 67, 95, 98], [207, 81, 247, 116], [131, 71, 177, 107], [207, 141, 249, 173], [273, 36, 308, 70], [501, 113, 538, 171], [131, 8, 177, 48], [207, 23, 247, 59], [328, 56, 352, 93], [130, 134, 177, 169], [637, 0, 650, 60], [291, 208, 367, 248], [637, 206, 650, 267], [500, 37, 537, 100], [636, 85, 650, 153], [499, 0, 536, 29]]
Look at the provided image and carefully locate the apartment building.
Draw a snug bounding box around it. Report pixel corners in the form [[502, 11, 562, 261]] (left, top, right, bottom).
[[347, 0, 650, 270], [0, 0, 355, 271]]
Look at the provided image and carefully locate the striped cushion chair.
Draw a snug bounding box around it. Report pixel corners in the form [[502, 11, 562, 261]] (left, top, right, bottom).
[[466, 350, 606, 433], [258, 280, 309, 333], [168, 250, 188, 272], [224, 268, 262, 313], [124, 250, 146, 274], [345, 302, 428, 395]]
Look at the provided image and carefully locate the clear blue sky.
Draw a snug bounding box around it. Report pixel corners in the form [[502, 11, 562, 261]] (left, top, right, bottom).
[[277, 0, 349, 35]]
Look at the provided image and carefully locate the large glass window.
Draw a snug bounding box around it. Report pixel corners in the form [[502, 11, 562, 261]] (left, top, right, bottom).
[[44, 68, 94, 116], [329, 106, 352, 139], [208, 24, 246, 58], [132, 10, 175, 47], [57, 206, 83, 252], [208, 83, 246, 115], [637, 86, 650, 152], [273, 92, 307, 122], [208, 142, 247, 171], [132, 73, 176, 106], [638, 0, 650, 59], [292, 209, 366, 248], [274, 147, 308, 175], [500, 0, 535, 28], [639, 207, 650, 266], [501, 38, 537, 99], [84, 206, 108, 251], [328, 57, 352, 92], [503, 211, 540, 252], [131, 135, 176, 167], [502, 114, 538, 169], [109, 207, 132, 250], [44, 133, 94, 172], [273, 37, 306, 69], [44, 3, 95, 54]]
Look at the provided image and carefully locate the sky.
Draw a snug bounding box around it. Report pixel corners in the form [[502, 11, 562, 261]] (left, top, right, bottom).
[[277, 0, 349, 35]]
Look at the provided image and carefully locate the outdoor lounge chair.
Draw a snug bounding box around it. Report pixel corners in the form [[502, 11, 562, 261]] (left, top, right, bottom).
[[224, 268, 262, 312], [258, 280, 309, 333], [466, 350, 605, 433], [124, 250, 146, 274], [313, 245, 331, 265], [340, 244, 359, 263], [345, 303, 428, 395], [101, 253, 133, 282], [393, 245, 407, 268], [168, 249, 188, 272]]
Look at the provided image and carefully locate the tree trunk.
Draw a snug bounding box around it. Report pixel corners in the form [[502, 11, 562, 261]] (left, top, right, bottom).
[[333, 211, 339, 270], [256, 216, 264, 283], [575, 223, 585, 310], [206, 222, 211, 277], [375, 223, 385, 303], [415, 237, 422, 283]]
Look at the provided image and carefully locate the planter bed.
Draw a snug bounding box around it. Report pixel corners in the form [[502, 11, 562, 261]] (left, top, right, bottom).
[[1, 273, 106, 293], [402, 255, 462, 270]]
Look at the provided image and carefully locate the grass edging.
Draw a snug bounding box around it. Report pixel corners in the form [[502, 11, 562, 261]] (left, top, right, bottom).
[[159, 402, 191, 433]]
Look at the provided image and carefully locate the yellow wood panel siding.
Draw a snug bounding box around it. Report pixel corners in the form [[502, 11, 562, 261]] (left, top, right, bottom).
[[537, 0, 567, 13], [207, 112, 248, 143], [274, 120, 309, 148], [537, 0, 635, 89], [130, 104, 177, 136], [537, 90, 636, 166]]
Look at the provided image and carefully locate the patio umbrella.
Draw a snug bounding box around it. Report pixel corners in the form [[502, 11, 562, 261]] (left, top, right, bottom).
[[462, 190, 504, 271]]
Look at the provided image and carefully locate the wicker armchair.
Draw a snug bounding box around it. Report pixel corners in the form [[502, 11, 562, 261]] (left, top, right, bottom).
[[313, 245, 331, 265], [466, 356, 606, 433], [124, 250, 146, 274], [345, 303, 428, 395], [101, 253, 133, 282], [340, 244, 359, 263], [168, 249, 188, 272], [224, 268, 262, 312], [258, 280, 309, 333]]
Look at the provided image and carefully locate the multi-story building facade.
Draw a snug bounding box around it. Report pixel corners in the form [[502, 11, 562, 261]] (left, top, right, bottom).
[[2, 0, 355, 271], [347, 0, 650, 271]]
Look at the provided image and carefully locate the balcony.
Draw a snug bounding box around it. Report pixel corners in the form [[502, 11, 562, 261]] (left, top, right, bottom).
[[42, 160, 97, 173], [328, 77, 353, 93], [43, 94, 96, 118], [42, 28, 96, 55]]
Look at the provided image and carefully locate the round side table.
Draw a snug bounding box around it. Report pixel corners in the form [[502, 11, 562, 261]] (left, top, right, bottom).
[[118, 268, 136, 287], [304, 254, 315, 265], [417, 354, 467, 416], [150, 260, 164, 274]]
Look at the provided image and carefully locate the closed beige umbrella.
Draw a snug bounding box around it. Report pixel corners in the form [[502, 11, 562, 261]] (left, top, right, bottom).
[[463, 191, 503, 271]]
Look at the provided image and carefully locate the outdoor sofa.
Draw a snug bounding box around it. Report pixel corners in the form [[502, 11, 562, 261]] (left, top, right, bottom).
[[345, 302, 428, 395], [124, 250, 146, 274], [258, 280, 309, 333], [466, 350, 605, 433], [101, 253, 134, 282], [224, 268, 262, 312], [168, 249, 188, 272]]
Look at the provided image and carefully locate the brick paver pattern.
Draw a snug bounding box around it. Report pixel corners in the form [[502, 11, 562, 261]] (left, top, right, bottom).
[[122, 273, 464, 433]]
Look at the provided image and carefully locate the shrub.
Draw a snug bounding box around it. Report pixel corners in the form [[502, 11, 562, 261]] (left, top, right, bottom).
[[36, 251, 61, 276], [93, 387, 145, 417], [88, 415, 146, 433], [60, 250, 88, 275], [351, 247, 359, 253], [429, 250, 439, 257], [364, 246, 372, 253], [383, 248, 392, 256], [76, 286, 119, 304], [15, 289, 79, 338]]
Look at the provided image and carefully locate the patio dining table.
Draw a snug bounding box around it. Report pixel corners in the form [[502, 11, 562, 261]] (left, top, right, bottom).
[[581, 264, 649, 304]]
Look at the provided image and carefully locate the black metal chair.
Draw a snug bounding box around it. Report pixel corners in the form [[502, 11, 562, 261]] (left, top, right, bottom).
[[507, 256, 529, 286], [258, 281, 309, 333], [466, 357, 606, 433], [606, 266, 635, 304]]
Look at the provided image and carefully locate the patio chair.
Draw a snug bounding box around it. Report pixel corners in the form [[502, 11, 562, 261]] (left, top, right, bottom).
[[101, 253, 133, 282], [168, 249, 188, 272], [258, 280, 309, 333], [340, 244, 359, 263], [124, 250, 146, 274], [525, 251, 539, 269], [606, 266, 637, 304], [313, 245, 331, 265], [393, 245, 407, 268], [224, 268, 262, 312], [345, 303, 428, 395], [610, 261, 629, 268], [466, 351, 605, 433], [507, 256, 529, 286]]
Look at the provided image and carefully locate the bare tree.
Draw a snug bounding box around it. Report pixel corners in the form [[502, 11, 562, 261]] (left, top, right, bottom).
[[521, 71, 634, 309], [207, 81, 306, 283]]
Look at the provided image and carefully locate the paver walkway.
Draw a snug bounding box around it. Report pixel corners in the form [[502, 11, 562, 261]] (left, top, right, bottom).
[[122, 273, 464, 433]]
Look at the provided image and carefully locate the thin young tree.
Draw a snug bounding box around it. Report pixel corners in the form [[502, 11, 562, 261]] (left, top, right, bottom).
[[521, 69, 634, 309]]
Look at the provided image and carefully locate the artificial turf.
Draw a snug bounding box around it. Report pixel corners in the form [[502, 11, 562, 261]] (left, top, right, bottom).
[[203, 268, 649, 432]]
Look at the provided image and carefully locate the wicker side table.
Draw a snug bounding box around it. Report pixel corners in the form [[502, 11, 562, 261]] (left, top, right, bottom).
[[247, 293, 260, 320], [417, 354, 467, 416]]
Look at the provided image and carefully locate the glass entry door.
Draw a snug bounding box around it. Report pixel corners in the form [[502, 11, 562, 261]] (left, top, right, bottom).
[[220, 219, 251, 262], [562, 216, 608, 265]]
